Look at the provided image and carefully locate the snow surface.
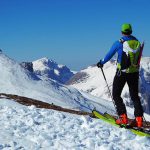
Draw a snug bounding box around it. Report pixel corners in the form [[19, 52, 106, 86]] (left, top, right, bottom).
[[0, 99, 150, 150]]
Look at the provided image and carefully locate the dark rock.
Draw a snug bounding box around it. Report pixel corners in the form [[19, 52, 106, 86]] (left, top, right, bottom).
[[20, 62, 33, 72]]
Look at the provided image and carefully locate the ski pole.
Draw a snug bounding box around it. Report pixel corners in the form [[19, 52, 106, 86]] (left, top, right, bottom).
[[100, 67, 113, 99], [100, 67, 119, 117]]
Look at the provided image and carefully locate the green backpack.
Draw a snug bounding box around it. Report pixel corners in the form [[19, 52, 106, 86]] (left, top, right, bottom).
[[117, 39, 144, 73]]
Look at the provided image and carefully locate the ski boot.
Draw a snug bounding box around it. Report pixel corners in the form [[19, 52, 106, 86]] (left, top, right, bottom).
[[116, 114, 128, 126], [136, 117, 143, 128], [129, 116, 143, 128]]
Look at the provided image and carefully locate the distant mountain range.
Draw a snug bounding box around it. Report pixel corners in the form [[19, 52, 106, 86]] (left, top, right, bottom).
[[0, 52, 91, 111], [32, 57, 75, 84], [20, 57, 75, 84]]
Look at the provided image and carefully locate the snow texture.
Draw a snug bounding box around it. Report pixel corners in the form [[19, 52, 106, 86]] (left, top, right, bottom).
[[0, 99, 150, 150]]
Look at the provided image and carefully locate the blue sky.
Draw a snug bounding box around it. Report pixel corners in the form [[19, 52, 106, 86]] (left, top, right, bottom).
[[0, 0, 150, 70]]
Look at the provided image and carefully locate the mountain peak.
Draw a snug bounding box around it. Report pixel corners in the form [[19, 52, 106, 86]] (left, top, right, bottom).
[[39, 57, 49, 62], [34, 57, 56, 65], [32, 57, 74, 84]]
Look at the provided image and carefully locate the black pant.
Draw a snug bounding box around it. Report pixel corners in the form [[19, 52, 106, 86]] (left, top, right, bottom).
[[112, 71, 143, 117]]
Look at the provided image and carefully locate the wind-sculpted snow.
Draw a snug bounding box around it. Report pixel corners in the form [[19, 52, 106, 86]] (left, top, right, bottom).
[[0, 99, 150, 150], [69, 59, 150, 114]]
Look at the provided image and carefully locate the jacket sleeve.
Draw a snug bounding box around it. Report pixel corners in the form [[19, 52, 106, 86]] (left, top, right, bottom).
[[101, 41, 120, 64]]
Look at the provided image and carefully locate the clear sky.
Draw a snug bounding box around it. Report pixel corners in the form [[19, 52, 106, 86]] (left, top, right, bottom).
[[0, 0, 150, 70]]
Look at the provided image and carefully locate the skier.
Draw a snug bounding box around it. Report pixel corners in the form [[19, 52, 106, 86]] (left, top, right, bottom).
[[97, 24, 143, 127]]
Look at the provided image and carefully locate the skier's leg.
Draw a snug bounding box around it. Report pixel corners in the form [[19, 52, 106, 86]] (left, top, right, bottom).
[[127, 72, 143, 117], [112, 72, 127, 115]]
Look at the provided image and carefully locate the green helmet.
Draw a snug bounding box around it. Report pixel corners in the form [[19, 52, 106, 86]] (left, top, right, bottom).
[[121, 23, 132, 35]]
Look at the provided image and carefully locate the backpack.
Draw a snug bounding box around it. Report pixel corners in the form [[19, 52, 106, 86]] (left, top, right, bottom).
[[118, 38, 144, 73]]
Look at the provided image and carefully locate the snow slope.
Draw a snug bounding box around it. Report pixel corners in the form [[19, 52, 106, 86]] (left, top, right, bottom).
[[0, 52, 89, 111], [32, 57, 74, 84], [0, 99, 150, 150], [68, 59, 150, 114]]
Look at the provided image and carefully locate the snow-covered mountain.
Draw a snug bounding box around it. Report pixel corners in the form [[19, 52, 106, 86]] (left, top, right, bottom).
[[0, 52, 92, 111], [67, 59, 150, 114], [32, 57, 74, 84], [0, 52, 150, 149], [0, 52, 119, 114]]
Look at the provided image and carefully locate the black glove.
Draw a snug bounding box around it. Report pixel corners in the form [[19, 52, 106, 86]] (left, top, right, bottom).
[[97, 60, 103, 68]]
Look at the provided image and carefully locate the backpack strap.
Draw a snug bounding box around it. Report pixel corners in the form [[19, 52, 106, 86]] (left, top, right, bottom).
[[119, 38, 125, 44], [116, 38, 125, 74]]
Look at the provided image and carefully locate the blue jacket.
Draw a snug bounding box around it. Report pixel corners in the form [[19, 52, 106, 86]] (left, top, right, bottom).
[[101, 35, 138, 65]]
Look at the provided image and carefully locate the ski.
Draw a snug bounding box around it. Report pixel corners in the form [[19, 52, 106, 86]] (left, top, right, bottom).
[[92, 110, 150, 137]]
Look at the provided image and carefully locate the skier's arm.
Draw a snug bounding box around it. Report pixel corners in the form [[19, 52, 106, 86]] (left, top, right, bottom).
[[100, 41, 119, 64]]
